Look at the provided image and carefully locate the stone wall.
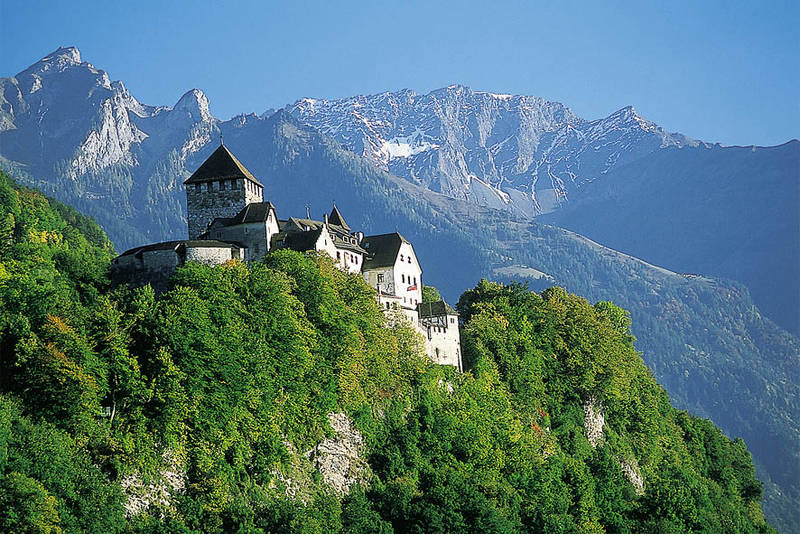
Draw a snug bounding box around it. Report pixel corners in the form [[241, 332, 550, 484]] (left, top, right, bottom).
[[111, 243, 237, 290], [186, 178, 262, 239], [185, 245, 236, 265], [363, 268, 395, 296]]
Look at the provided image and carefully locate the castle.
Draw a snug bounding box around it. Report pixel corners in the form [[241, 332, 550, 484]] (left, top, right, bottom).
[[112, 144, 462, 370]]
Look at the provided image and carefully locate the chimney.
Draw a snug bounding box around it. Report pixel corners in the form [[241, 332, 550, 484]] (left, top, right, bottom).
[[323, 213, 329, 225], [356, 231, 364, 243]]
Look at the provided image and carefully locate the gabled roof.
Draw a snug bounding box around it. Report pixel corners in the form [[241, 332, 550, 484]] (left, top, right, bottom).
[[329, 204, 350, 230], [282, 217, 323, 232], [331, 233, 367, 254], [361, 232, 413, 270], [271, 228, 323, 253], [417, 300, 457, 318], [228, 202, 276, 225], [184, 144, 263, 186]]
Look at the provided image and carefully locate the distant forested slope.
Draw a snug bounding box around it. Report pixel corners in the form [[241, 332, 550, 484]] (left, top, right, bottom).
[[542, 140, 800, 336]]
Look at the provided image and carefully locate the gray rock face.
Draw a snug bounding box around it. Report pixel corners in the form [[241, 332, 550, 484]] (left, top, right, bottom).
[[0, 47, 216, 233], [120, 450, 185, 518], [583, 396, 605, 448], [306, 412, 370, 496], [287, 86, 697, 216], [270, 412, 370, 501], [619, 456, 645, 495]]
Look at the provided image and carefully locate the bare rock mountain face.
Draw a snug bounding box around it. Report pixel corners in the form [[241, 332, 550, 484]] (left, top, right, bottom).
[[0, 47, 215, 246], [287, 85, 698, 216]]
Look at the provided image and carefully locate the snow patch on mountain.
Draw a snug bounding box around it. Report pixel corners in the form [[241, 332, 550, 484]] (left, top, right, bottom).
[[379, 129, 439, 160], [288, 86, 697, 216]]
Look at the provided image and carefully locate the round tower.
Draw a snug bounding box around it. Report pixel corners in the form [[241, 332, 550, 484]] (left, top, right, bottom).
[[184, 144, 263, 239]]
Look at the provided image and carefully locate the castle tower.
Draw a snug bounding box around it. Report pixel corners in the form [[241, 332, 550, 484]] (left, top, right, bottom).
[[184, 144, 264, 239]]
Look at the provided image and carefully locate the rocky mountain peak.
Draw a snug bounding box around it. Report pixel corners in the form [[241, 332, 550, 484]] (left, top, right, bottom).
[[45, 46, 82, 65], [22, 46, 84, 77], [173, 89, 212, 123]]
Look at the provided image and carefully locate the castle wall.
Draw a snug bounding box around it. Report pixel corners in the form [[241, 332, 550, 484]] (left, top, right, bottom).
[[185, 245, 236, 265], [111, 243, 239, 290], [315, 226, 338, 259], [335, 247, 363, 274], [186, 179, 263, 239], [111, 248, 180, 290], [394, 242, 422, 309], [421, 314, 462, 370], [210, 221, 272, 261], [363, 268, 395, 296]]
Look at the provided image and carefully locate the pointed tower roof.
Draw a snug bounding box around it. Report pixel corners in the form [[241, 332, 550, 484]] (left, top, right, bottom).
[[328, 204, 349, 230], [184, 144, 263, 186]]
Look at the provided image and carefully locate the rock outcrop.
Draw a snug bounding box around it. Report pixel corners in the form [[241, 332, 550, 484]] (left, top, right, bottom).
[[583, 396, 605, 448], [120, 450, 185, 518]]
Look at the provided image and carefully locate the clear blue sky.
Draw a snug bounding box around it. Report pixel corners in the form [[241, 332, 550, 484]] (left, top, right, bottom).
[[1, 0, 798, 146]]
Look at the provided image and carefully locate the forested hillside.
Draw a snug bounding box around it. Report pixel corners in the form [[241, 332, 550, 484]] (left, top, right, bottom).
[[2, 109, 798, 528], [0, 171, 776, 532], [542, 140, 800, 336]]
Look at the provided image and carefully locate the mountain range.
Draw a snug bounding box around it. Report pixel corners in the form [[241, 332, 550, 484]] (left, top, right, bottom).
[[1, 47, 798, 531]]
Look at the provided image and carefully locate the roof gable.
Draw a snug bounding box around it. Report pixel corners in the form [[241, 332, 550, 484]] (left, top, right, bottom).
[[272, 228, 324, 252], [228, 202, 276, 225], [328, 205, 350, 230], [184, 144, 263, 186], [362, 232, 412, 270]]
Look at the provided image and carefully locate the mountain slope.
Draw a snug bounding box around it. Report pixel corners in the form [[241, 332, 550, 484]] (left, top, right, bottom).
[[287, 86, 698, 216], [0, 47, 213, 249], [541, 141, 800, 335]]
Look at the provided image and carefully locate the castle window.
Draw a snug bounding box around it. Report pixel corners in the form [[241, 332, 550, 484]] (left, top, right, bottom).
[[401, 274, 405, 283], [451, 318, 455, 324], [377, 274, 384, 284], [408, 257, 411, 263], [337, 251, 341, 259], [400, 254, 404, 261]]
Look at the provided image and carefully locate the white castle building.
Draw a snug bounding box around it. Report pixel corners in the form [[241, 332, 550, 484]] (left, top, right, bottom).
[[112, 144, 462, 370]]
